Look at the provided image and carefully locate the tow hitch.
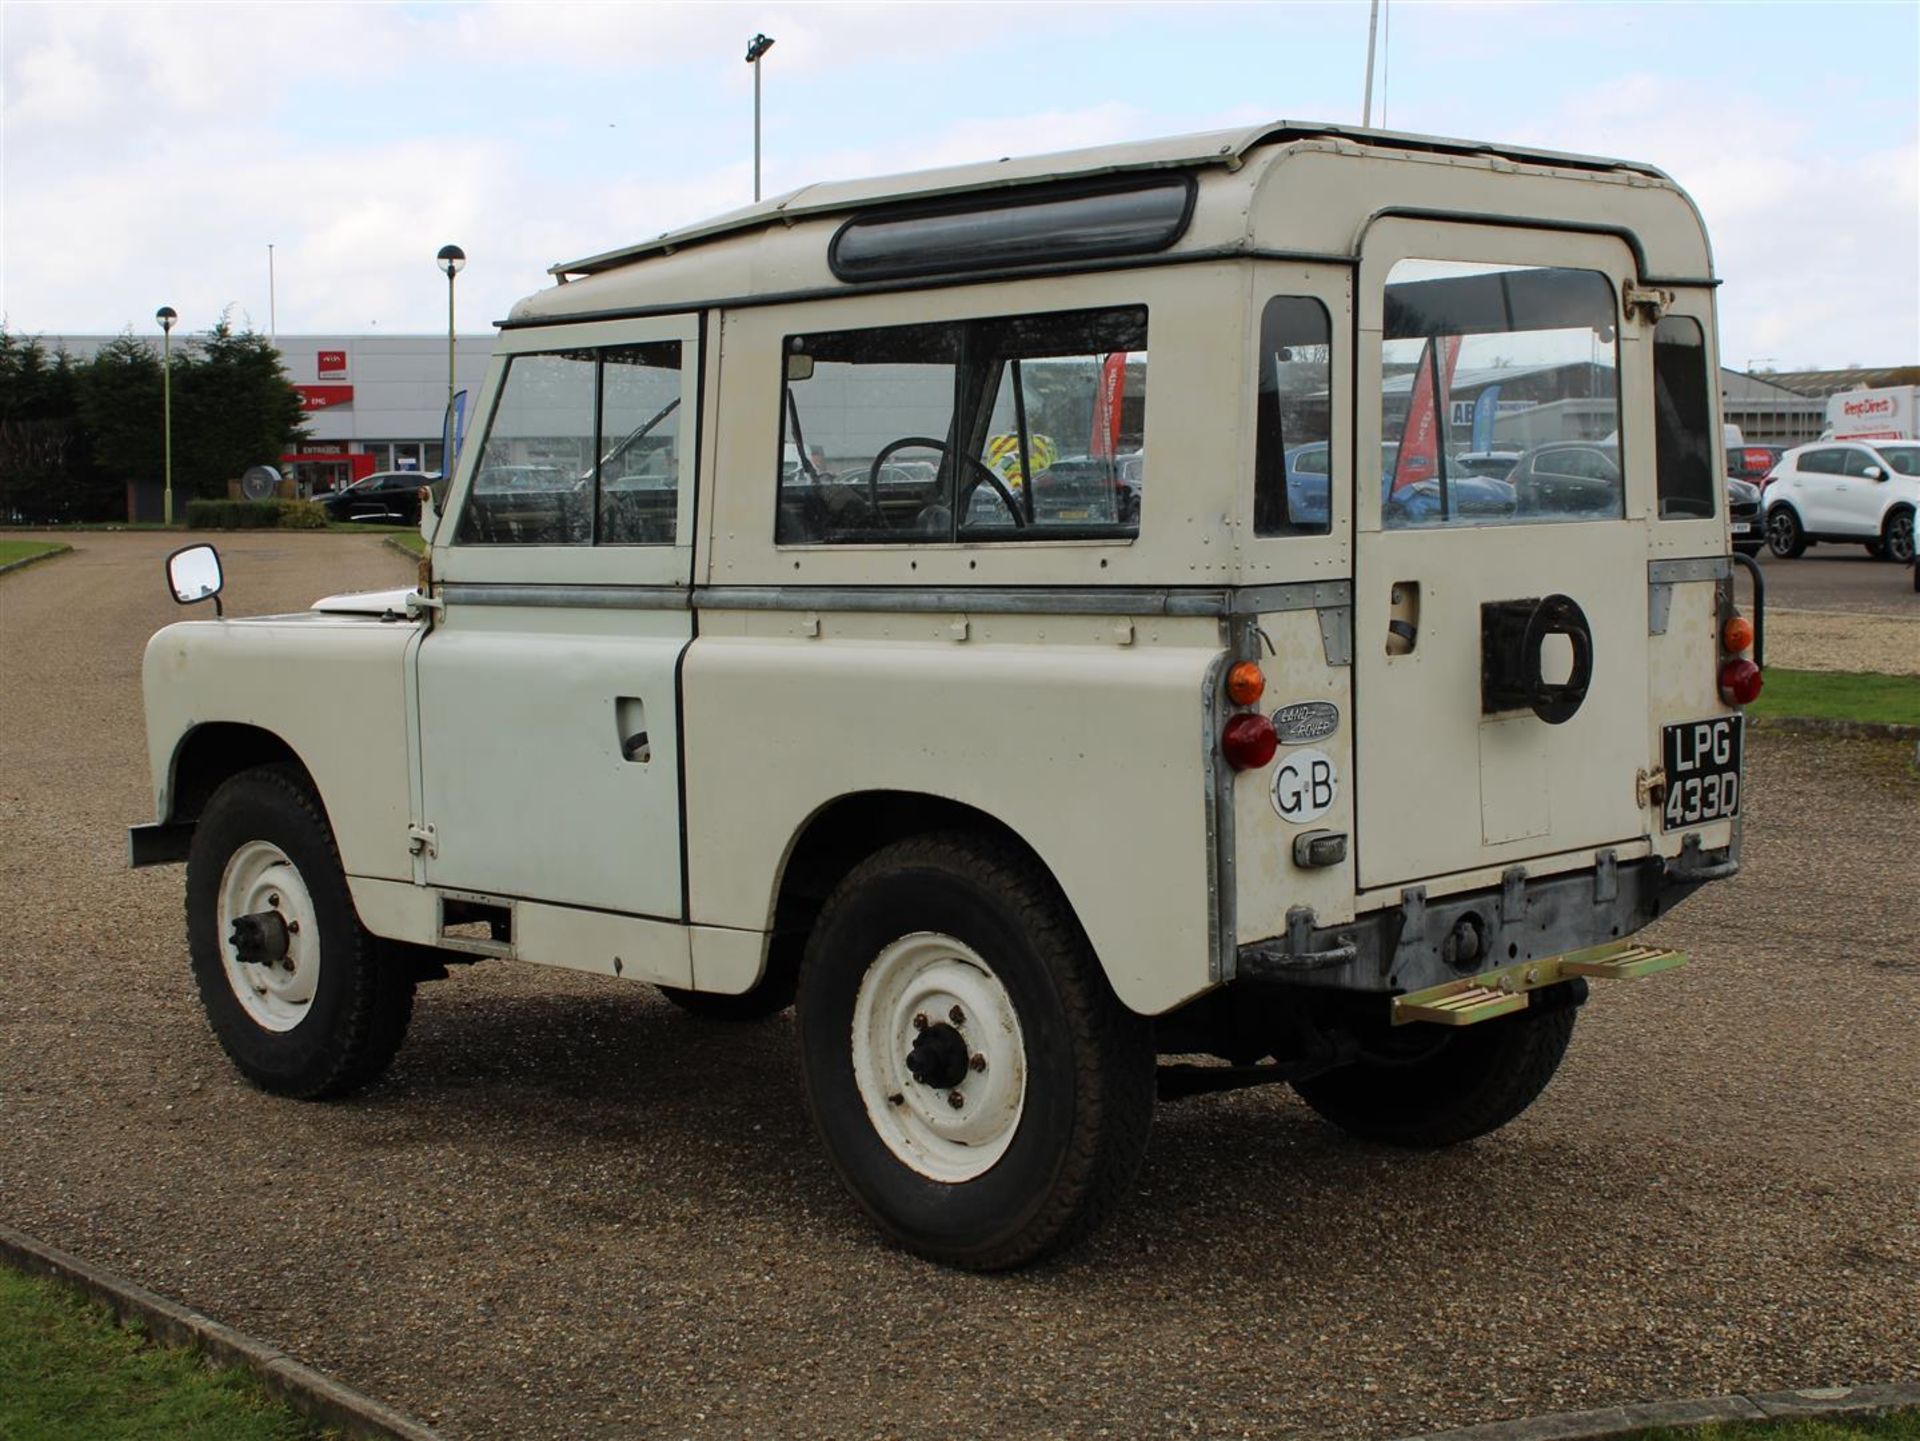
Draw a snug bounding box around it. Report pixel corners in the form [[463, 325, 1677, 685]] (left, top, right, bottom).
[[1391, 940, 1686, 1026]]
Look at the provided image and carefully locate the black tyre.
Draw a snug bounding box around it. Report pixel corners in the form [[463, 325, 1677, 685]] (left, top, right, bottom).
[[796, 832, 1154, 1270], [1883, 507, 1915, 565], [185, 767, 414, 1098], [1292, 997, 1578, 1148], [1765, 506, 1807, 558]]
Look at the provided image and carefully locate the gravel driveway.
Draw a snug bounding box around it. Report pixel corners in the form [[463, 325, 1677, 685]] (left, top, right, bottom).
[[3, 531, 1916, 1441]]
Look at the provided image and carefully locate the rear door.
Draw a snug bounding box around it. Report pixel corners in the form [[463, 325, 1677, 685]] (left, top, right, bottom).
[[1351, 222, 1650, 893]]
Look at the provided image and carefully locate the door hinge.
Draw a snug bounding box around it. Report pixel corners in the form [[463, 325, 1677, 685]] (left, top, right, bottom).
[[407, 823, 437, 857], [1623, 282, 1674, 324], [405, 591, 444, 616]]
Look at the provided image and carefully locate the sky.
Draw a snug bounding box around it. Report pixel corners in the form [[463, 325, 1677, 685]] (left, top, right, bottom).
[[2, 0, 1915, 371]]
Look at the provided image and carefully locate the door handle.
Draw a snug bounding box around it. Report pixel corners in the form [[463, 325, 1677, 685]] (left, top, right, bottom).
[[615, 696, 650, 763]]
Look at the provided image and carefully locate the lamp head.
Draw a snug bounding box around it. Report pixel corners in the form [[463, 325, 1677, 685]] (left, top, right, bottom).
[[156, 306, 177, 332], [437, 244, 466, 278], [745, 32, 774, 62]]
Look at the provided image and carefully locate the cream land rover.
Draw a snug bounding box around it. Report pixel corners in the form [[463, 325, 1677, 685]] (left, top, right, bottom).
[[135, 122, 1764, 1270]]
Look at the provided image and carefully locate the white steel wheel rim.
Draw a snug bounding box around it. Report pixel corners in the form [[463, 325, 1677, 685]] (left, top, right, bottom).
[[216, 840, 320, 1032], [850, 932, 1028, 1184]]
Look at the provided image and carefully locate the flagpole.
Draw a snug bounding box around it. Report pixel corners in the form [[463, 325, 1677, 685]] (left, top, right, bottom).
[[1362, 0, 1380, 126]]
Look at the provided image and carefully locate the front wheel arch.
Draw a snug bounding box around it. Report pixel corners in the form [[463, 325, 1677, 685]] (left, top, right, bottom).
[[167, 722, 313, 825], [1882, 504, 1916, 563]]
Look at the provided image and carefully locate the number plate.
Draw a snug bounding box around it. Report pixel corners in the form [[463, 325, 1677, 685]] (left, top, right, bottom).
[[1731, 521, 1753, 536], [1661, 716, 1743, 830]]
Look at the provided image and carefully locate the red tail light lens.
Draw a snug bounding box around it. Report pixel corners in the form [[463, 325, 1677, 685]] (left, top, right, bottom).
[[1221, 713, 1277, 770], [1719, 658, 1763, 705]]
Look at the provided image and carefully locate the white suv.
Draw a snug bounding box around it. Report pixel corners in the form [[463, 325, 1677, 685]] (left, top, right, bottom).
[[1764, 440, 1919, 562]]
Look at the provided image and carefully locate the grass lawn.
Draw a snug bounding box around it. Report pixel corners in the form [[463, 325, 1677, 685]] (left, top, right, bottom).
[[0, 1267, 331, 1440], [1749, 668, 1920, 727], [1619, 1414, 1920, 1440], [386, 531, 427, 556], [0, 539, 70, 569]]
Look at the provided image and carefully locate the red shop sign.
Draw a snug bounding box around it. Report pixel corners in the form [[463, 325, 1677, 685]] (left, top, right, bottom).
[[296, 384, 355, 410], [317, 349, 348, 377]]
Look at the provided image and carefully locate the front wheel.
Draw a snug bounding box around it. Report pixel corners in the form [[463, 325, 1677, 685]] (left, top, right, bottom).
[[1766, 506, 1808, 558], [1292, 996, 1578, 1148], [185, 767, 414, 1098], [796, 833, 1154, 1270]]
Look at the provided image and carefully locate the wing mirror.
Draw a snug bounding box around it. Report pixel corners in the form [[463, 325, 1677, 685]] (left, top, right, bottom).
[[1864, 465, 1887, 481], [165, 543, 224, 616]]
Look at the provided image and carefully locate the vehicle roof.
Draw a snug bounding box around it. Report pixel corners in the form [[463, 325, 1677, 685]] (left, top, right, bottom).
[[549, 121, 1672, 279], [508, 120, 1711, 327]]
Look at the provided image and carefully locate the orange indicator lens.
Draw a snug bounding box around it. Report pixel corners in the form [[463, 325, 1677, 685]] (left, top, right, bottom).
[[1722, 616, 1754, 654], [1226, 661, 1266, 706]]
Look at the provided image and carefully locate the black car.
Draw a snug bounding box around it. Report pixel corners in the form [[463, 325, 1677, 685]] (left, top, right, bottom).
[[1726, 475, 1763, 555], [1507, 441, 1621, 518], [315, 470, 437, 525]]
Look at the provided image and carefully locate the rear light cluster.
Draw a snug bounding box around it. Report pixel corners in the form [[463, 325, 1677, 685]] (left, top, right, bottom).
[[1220, 660, 1276, 770], [1718, 613, 1763, 706]]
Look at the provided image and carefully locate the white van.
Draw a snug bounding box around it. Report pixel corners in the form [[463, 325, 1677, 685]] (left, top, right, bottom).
[[135, 122, 1760, 1269]]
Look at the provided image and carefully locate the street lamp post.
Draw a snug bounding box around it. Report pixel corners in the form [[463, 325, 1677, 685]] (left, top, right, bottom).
[[436, 245, 465, 467], [156, 306, 178, 525], [745, 33, 775, 202]]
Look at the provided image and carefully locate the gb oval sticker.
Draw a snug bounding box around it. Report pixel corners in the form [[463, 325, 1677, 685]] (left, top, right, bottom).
[[1271, 700, 1340, 745], [1271, 747, 1338, 824]]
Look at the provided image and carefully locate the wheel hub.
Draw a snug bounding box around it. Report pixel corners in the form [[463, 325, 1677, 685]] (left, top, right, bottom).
[[229, 910, 290, 968], [905, 1022, 970, 1090]]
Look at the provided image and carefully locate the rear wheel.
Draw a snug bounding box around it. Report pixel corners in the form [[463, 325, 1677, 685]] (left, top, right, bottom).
[[1292, 996, 1578, 1148], [1883, 507, 1915, 565], [796, 833, 1154, 1270], [185, 767, 414, 1098], [1765, 506, 1807, 558]]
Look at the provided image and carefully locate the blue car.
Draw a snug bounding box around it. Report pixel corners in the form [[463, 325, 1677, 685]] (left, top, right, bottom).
[[1282, 442, 1517, 526]]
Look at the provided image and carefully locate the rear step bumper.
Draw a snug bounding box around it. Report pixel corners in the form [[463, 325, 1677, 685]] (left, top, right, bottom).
[[1391, 942, 1686, 1026], [1237, 846, 1729, 995]]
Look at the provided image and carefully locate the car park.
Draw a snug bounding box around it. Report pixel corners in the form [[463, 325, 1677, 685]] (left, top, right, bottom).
[[314, 469, 436, 525], [133, 121, 1756, 1270], [1763, 440, 1919, 562]]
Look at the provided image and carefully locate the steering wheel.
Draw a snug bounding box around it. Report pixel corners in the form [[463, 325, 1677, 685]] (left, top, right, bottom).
[[868, 436, 1028, 529]]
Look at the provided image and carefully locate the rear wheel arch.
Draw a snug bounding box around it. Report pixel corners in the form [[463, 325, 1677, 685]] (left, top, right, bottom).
[[767, 790, 1086, 981]]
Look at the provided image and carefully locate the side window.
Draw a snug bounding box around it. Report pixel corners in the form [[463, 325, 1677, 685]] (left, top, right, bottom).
[[457, 343, 684, 546], [1799, 449, 1842, 475], [1840, 448, 1880, 479], [1653, 315, 1715, 519], [777, 306, 1147, 545], [1254, 296, 1333, 537], [597, 342, 683, 545], [1379, 261, 1620, 528]]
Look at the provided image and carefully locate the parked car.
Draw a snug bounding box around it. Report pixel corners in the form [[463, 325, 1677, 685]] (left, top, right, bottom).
[[1762, 440, 1919, 562], [315, 470, 436, 525], [1727, 444, 1783, 486], [1506, 441, 1621, 518], [1727, 476, 1763, 555], [1454, 449, 1522, 479]]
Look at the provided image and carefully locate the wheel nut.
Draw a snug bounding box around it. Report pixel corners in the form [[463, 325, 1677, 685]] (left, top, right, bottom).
[[286, 921, 300, 935], [948, 1005, 965, 1026], [969, 1053, 987, 1073], [946, 1090, 965, 1109], [267, 894, 280, 908], [912, 1012, 929, 1031]]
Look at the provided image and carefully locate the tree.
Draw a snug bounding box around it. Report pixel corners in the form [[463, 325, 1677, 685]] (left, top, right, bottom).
[[75, 333, 165, 498], [0, 330, 110, 522], [175, 317, 309, 497]]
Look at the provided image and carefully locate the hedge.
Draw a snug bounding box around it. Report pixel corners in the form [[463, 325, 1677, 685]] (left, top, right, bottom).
[[185, 499, 328, 530]]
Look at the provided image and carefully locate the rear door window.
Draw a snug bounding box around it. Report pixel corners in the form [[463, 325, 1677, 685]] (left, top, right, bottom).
[[1378, 260, 1621, 527], [1253, 296, 1333, 536]]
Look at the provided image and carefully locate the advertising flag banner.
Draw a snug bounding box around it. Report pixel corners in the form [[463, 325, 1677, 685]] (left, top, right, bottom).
[[1471, 383, 1503, 452], [1090, 352, 1127, 458], [442, 389, 468, 471], [1390, 336, 1462, 493]]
